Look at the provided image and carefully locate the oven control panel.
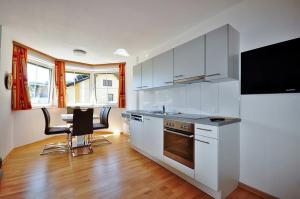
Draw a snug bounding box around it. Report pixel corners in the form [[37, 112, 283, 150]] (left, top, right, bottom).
[[164, 119, 194, 132]]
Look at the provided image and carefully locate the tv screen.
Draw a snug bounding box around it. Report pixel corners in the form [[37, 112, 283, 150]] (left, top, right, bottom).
[[241, 38, 300, 95]]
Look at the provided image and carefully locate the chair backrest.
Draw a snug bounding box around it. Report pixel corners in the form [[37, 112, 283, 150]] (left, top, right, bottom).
[[41, 108, 50, 134], [72, 108, 94, 136], [100, 107, 111, 128]]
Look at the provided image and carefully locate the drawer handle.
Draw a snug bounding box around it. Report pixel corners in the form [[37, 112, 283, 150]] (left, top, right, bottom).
[[174, 75, 184, 77], [136, 86, 142, 89], [196, 128, 212, 132], [142, 86, 148, 88], [206, 73, 221, 77], [195, 139, 210, 144], [164, 81, 173, 84]]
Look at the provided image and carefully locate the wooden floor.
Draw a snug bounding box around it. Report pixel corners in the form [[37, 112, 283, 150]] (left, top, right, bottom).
[[0, 134, 263, 199]]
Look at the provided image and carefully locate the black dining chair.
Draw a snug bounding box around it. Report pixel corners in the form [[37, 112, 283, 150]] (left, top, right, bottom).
[[71, 108, 94, 156], [41, 108, 71, 155], [92, 106, 112, 145]]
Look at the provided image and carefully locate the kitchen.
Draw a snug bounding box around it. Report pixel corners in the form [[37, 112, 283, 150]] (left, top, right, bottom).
[[124, 24, 241, 199]]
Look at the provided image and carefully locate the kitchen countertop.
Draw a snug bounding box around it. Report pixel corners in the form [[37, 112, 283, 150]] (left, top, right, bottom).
[[123, 110, 241, 126]]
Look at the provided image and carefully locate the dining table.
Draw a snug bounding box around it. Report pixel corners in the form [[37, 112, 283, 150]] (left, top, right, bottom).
[[61, 114, 100, 123], [61, 113, 100, 146]]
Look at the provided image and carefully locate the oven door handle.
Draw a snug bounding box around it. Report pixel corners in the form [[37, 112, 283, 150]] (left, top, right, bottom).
[[164, 129, 194, 138]]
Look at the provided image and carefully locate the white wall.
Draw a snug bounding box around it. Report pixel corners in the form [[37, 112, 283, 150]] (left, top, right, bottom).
[[0, 26, 14, 159], [13, 108, 66, 147], [128, 0, 300, 198]]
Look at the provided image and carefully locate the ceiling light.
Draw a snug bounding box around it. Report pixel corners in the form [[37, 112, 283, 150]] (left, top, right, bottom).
[[73, 49, 87, 56], [114, 48, 130, 57]]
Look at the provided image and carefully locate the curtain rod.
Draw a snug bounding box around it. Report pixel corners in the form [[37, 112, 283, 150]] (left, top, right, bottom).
[[13, 41, 126, 67]]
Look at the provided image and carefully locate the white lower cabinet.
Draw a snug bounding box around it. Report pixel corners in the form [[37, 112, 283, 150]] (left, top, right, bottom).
[[195, 136, 218, 191], [129, 116, 163, 161], [129, 119, 143, 149], [194, 123, 240, 199]]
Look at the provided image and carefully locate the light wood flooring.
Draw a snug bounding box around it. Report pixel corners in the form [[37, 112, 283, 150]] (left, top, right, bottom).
[[0, 134, 263, 199]]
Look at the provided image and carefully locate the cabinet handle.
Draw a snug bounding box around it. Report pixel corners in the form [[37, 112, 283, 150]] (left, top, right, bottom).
[[206, 73, 221, 77], [142, 86, 148, 88], [174, 75, 184, 78], [196, 128, 212, 132], [195, 139, 210, 144], [137, 86, 142, 89], [164, 81, 173, 84]]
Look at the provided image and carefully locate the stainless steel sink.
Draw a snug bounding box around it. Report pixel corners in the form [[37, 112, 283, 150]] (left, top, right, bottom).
[[150, 111, 181, 116]]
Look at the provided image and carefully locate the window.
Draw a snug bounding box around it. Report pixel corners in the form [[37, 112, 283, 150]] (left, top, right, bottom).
[[27, 63, 52, 105], [66, 72, 90, 105], [95, 72, 119, 105], [108, 94, 114, 102], [103, 79, 112, 87]]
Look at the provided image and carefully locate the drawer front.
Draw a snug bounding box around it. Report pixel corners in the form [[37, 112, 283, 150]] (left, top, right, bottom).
[[195, 124, 218, 139]]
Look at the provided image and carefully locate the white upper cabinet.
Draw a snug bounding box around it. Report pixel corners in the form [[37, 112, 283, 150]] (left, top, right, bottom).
[[205, 24, 239, 81], [153, 49, 174, 87], [174, 35, 205, 81], [141, 59, 153, 89], [133, 64, 142, 90]]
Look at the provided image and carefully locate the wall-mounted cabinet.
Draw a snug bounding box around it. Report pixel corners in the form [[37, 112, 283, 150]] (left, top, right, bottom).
[[133, 64, 142, 90], [141, 59, 153, 89], [153, 49, 174, 87], [205, 24, 239, 81], [132, 24, 239, 91], [174, 35, 205, 82]]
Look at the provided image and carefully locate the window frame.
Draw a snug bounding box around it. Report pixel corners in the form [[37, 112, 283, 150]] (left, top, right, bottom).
[[27, 61, 53, 107]]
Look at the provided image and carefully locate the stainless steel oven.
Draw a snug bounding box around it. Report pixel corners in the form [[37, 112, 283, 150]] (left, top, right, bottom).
[[163, 119, 194, 169]]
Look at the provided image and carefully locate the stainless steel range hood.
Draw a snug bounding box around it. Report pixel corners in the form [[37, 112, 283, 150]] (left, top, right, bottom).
[[173, 75, 206, 84]]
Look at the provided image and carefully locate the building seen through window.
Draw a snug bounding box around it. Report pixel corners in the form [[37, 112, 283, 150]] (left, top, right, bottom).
[[27, 62, 52, 105]]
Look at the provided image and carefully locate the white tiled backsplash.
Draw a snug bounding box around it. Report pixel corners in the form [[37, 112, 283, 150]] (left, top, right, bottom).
[[138, 81, 240, 117]]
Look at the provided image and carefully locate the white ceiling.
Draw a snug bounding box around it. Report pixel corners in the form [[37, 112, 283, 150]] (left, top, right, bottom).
[[0, 0, 242, 64]]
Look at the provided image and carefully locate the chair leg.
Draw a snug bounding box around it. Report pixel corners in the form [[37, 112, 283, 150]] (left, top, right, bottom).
[[91, 134, 112, 146], [40, 134, 70, 155], [71, 135, 93, 157]]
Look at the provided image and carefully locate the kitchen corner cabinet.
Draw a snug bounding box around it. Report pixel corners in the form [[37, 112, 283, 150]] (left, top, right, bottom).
[[194, 123, 240, 199], [133, 64, 142, 90], [153, 49, 174, 87], [141, 59, 153, 89], [205, 24, 239, 81], [174, 35, 205, 81]]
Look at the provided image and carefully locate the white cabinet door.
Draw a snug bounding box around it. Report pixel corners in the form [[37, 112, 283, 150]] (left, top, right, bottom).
[[174, 35, 205, 80], [205, 24, 239, 81], [195, 136, 218, 191], [133, 64, 142, 90], [153, 49, 174, 87], [141, 59, 153, 89], [129, 119, 143, 149], [206, 25, 228, 80], [143, 116, 163, 160]]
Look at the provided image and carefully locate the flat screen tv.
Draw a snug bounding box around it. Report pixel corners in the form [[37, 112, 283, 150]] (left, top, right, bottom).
[[241, 38, 300, 95]]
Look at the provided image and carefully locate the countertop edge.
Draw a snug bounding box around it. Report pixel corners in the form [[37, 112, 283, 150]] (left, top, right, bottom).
[[123, 111, 241, 127]]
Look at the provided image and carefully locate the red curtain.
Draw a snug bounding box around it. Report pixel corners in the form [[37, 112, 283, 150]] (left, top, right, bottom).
[[55, 61, 67, 108], [118, 63, 126, 108], [11, 44, 32, 110]]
